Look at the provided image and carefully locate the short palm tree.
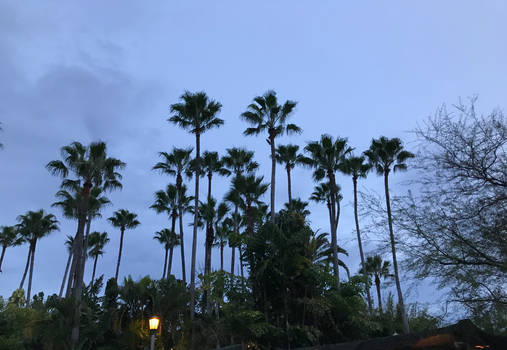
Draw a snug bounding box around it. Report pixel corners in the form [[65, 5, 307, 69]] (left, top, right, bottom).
[[153, 147, 193, 283], [340, 155, 373, 312], [364, 136, 414, 333], [168, 91, 223, 320], [361, 255, 392, 313], [108, 209, 140, 281], [0, 226, 21, 273], [226, 175, 268, 237], [16, 210, 59, 305], [47, 141, 124, 349], [153, 229, 180, 279], [304, 135, 352, 287], [282, 198, 310, 218], [87, 231, 109, 285], [221, 147, 259, 275], [241, 91, 300, 223], [275, 144, 304, 206]]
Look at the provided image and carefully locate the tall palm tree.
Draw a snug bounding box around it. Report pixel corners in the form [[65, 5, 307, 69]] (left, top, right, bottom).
[[16, 210, 59, 305], [153, 147, 193, 283], [361, 255, 391, 313], [0, 226, 21, 273], [168, 91, 223, 321], [87, 231, 109, 285], [108, 209, 140, 281], [304, 135, 352, 288], [59, 235, 74, 298], [153, 229, 180, 279], [226, 175, 268, 237], [364, 136, 414, 334], [241, 90, 300, 223], [47, 141, 124, 350], [221, 147, 259, 275], [275, 144, 304, 206], [340, 155, 373, 313]]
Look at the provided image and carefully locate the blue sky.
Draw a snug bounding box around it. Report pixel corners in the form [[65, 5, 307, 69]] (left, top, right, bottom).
[[1, 1, 506, 313]]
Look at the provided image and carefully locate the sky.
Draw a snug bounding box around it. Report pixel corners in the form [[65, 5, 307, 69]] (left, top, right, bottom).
[[1, 1, 506, 313]]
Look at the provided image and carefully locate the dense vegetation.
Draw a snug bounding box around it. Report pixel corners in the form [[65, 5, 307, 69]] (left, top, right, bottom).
[[0, 92, 505, 349]]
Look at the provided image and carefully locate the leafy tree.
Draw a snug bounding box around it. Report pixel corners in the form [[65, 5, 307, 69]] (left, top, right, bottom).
[[87, 231, 109, 285], [108, 209, 140, 281], [361, 255, 391, 313], [275, 144, 305, 206], [153, 229, 180, 279], [47, 141, 124, 349], [169, 91, 223, 323], [340, 155, 373, 312], [16, 210, 59, 306], [221, 147, 259, 275], [241, 90, 300, 223], [303, 135, 352, 287], [364, 136, 414, 333], [0, 226, 21, 273], [153, 147, 193, 283]]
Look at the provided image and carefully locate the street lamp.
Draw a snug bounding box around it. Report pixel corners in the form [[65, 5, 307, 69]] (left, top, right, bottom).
[[149, 316, 160, 350]]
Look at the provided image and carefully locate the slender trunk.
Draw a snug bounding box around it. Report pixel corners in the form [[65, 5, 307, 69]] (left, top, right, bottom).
[[230, 205, 239, 275], [269, 134, 276, 223], [19, 247, 31, 290], [384, 170, 409, 334], [168, 246, 174, 277], [230, 246, 235, 275], [162, 247, 168, 279], [353, 177, 373, 314], [168, 213, 177, 278], [329, 173, 340, 288], [0, 245, 6, 272], [178, 198, 186, 284], [115, 228, 125, 281], [91, 255, 98, 285], [205, 172, 213, 276], [286, 167, 292, 207], [26, 240, 36, 306], [239, 245, 244, 280], [190, 132, 200, 323], [82, 216, 92, 278], [246, 202, 254, 236], [375, 275, 383, 313], [66, 251, 77, 297], [220, 242, 224, 271], [59, 250, 72, 298]]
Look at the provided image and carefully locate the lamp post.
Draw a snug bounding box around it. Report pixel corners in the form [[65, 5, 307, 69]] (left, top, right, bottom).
[[149, 316, 160, 350]]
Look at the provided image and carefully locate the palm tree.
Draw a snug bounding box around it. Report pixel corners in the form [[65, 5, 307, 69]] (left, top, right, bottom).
[[340, 155, 373, 313], [275, 144, 304, 206], [47, 141, 124, 350], [87, 231, 109, 285], [222, 147, 259, 275], [16, 210, 59, 305], [361, 255, 391, 313], [241, 90, 300, 223], [364, 136, 414, 334], [153, 147, 193, 283], [59, 235, 74, 298], [108, 209, 140, 281], [168, 91, 223, 321], [150, 184, 179, 275], [304, 135, 352, 288], [0, 226, 21, 273], [281, 198, 310, 218], [153, 229, 180, 279], [226, 175, 268, 237]]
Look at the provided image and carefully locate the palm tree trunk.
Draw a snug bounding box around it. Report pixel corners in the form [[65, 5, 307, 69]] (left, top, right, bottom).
[[162, 247, 168, 279], [269, 134, 276, 223], [115, 227, 125, 281], [26, 240, 36, 306], [190, 132, 200, 321], [329, 174, 340, 288], [178, 198, 186, 284], [384, 171, 409, 334], [0, 245, 6, 273], [286, 167, 292, 207], [66, 250, 77, 297], [247, 203, 254, 236], [19, 246, 31, 290], [82, 216, 92, 277], [59, 250, 72, 298], [230, 246, 235, 275], [230, 204, 239, 274], [91, 255, 98, 285], [239, 245, 244, 280], [220, 242, 224, 271], [168, 246, 174, 277], [375, 275, 383, 313], [205, 173, 213, 276], [353, 177, 373, 314]]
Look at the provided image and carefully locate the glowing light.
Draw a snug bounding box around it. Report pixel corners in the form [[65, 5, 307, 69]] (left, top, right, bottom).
[[149, 316, 160, 331]]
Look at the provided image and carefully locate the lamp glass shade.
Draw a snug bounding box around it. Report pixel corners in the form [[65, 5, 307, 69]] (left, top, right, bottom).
[[149, 316, 160, 330]]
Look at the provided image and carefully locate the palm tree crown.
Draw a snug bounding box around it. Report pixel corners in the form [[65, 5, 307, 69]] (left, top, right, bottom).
[[275, 144, 304, 171], [363, 136, 415, 175], [108, 209, 140, 231], [221, 147, 259, 176]]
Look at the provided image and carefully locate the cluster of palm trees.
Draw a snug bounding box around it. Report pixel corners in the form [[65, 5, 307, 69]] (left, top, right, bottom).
[[0, 89, 415, 348]]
